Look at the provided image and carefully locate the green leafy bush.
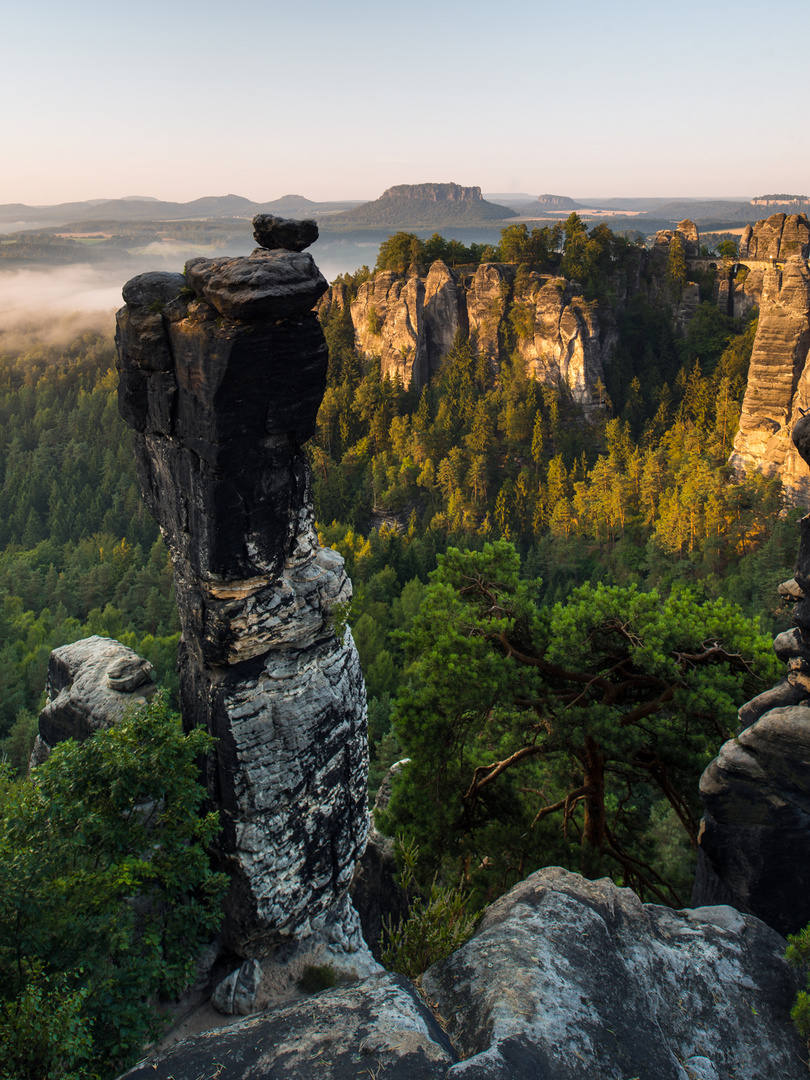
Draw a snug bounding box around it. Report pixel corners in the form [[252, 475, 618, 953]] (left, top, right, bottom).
[[0, 695, 227, 1078], [382, 837, 477, 979]]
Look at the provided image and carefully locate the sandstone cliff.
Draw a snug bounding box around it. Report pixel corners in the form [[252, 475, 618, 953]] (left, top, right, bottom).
[[729, 240, 810, 503], [694, 412, 810, 934], [116, 223, 369, 951], [339, 260, 615, 409]]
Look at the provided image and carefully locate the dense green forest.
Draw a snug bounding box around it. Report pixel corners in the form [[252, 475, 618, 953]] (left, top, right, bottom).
[[0, 218, 801, 1073], [0, 331, 179, 769]]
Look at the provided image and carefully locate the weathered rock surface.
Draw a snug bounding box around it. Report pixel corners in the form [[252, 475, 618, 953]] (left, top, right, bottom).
[[123, 869, 804, 1079], [252, 214, 318, 252], [351, 270, 428, 387], [212, 958, 264, 1016], [31, 636, 155, 766], [729, 254, 810, 503], [740, 213, 810, 261], [116, 220, 369, 951], [184, 249, 327, 321], [694, 419, 810, 933], [694, 706, 810, 936], [423, 867, 805, 1080], [119, 972, 457, 1080], [335, 261, 612, 407]]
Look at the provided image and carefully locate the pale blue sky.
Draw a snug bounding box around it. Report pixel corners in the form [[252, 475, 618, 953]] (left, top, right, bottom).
[[2, 0, 806, 204]]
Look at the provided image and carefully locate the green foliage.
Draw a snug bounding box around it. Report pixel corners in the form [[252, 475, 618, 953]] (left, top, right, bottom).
[[666, 235, 688, 300], [381, 837, 477, 978], [381, 541, 779, 906], [786, 924, 810, 1039], [298, 964, 337, 993], [0, 695, 227, 1078]]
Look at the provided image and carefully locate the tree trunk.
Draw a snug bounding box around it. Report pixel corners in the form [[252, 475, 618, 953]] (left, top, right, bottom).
[[581, 736, 606, 876]]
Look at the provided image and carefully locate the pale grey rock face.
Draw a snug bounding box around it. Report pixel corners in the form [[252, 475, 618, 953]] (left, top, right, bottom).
[[116, 234, 369, 953], [32, 636, 156, 765], [344, 260, 611, 406], [423, 867, 805, 1080], [518, 277, 610, 409], [119, 972, 457, 1080]]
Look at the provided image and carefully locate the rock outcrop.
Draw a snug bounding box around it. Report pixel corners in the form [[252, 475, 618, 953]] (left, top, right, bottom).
[[694, 412, 810, 934], [740, 212, 810, 261], [118, 868, 805, 1080], [30, 636, 156, 766], [729, 252, 810, 503], [120, 972, 457, 1080], [115, 220, 369, 951], [340, 261, 613, 408]]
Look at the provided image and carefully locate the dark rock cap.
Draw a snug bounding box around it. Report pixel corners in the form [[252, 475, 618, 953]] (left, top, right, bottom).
[[252, 214, 318, 252], [184, 250, 327, 320]]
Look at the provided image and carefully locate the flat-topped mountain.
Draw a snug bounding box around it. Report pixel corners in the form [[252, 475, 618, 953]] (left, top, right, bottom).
[[330, 183, 517, 227], [536, 193, 584, 210]]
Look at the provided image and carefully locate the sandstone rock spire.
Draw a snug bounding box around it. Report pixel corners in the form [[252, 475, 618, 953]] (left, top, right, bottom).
[[115, 220, 369, 950]]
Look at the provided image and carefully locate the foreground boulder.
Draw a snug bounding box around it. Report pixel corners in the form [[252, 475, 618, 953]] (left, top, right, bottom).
[[118, 868, 803, 1080], [30, 636, 156, 766], [424, 867, 804, 1080], [120, 973, 457, 1080]]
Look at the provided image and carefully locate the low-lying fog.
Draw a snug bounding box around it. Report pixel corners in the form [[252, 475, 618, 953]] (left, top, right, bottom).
[[0, 239, 378, 347]]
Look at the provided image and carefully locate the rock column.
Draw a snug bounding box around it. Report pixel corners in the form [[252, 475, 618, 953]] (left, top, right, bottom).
[[115, 217, 368, 949], [693, 412, 810, 935]]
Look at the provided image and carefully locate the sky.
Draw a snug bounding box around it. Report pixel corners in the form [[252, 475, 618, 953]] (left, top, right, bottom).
[[1, 0, 807, 205]]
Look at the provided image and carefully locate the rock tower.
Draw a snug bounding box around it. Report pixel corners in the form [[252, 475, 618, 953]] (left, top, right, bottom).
[[115, 216, 369, 949], [693, 411, 810, 935]]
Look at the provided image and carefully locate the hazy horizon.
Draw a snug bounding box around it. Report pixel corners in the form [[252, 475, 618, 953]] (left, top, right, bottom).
[[2, 0, 806, 207]]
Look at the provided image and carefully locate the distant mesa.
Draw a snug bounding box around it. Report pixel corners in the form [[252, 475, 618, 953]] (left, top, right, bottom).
[[536, 194, 585, 211], [751, 194, 809, 207], [332, 183, 518, 227]]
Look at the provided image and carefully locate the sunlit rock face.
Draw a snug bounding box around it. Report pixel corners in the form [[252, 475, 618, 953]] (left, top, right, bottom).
[[729, 255, 810, 503], [115, 222, 369, 950]]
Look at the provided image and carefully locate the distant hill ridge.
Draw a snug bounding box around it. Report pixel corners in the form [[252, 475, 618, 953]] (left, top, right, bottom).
[[331, 183, 517, 227], [0, 193, 358, 227]]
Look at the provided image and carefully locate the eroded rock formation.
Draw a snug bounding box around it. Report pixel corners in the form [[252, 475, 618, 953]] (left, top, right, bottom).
[[118, 868, 805, 1080], [115, 218, 369, 950], [341, 260, 615, 408], [693, 412, 810, 934], [729, 246, 810, 503], [30, 636, 156, 767]]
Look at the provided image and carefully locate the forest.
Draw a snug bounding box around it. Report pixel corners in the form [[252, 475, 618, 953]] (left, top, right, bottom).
[[0, 218, 802, 1074]]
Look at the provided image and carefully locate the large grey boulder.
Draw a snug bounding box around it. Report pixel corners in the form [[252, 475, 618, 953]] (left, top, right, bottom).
[[119, 972, 456, 1080], [422, 867, 805, 1080], [31, 636, 156, 766]]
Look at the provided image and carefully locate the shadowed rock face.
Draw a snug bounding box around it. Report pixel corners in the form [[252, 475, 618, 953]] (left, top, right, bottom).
[[115, 232, 369, 950], [693, 413, 810, 935]]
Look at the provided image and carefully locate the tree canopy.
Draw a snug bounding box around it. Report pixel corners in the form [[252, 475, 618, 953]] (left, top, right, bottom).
[[0, 696, 226, 1079], [380, 541, 780, 907]]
